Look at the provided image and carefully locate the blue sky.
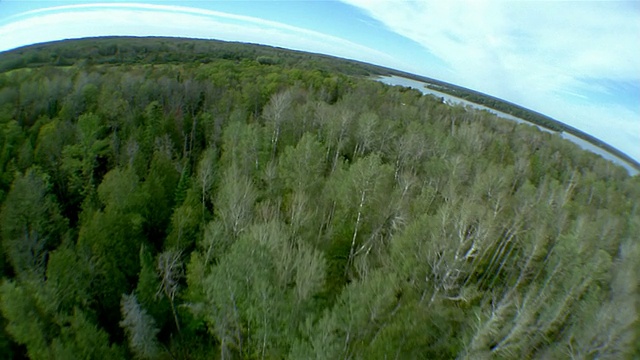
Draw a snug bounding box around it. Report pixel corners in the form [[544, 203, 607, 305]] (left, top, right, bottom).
[[1, 1, 638, 162]]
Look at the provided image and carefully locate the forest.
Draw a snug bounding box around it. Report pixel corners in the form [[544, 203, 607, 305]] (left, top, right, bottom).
[[380, 70, 640, 172], [418, 81, 640, 170], [0, 37, 638, 359]]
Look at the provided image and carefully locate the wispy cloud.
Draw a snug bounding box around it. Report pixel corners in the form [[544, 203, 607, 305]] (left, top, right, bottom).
[[342, 0, 640, 161], [1, 1, 638, 161], [0, 3, 407, 70]]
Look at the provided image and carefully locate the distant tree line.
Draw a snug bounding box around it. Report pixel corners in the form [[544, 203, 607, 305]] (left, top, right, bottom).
[[0, 36, 384, 77], [0, 38, 637, 359], [383, 70, 640, 171]]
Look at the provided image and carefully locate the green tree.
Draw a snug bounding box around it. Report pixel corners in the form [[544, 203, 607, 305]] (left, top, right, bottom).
[[0, 120, 25, 197], [45, 244, 94, 314], [0, 279, 54, 359], [219, 120, 267, 179], [0, 37, 639, 359], [0, 167, 67, 276], [164, 187, 201, 250], [60, 112, 110, 198], [293, 270, 401, 359], [328, 154, 394, 277], [278, 132, 325, 195], [77, 167, 146, 313], [141, 147, 180, 244], [195, 147, 217, 219], [1, 277, 122, 360], [50, 308, 123, 360]]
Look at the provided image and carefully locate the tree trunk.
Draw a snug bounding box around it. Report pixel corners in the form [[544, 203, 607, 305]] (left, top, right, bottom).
[[346, 190, 366, 275]]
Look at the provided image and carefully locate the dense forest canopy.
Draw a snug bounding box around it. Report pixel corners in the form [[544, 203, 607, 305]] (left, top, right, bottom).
[[0, 37, 638, 359]]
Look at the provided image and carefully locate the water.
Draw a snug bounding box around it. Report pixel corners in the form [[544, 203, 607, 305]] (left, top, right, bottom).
[[560, 132, 638, 175], [375, 75, 639, 176], [377, 75, 554, 131]]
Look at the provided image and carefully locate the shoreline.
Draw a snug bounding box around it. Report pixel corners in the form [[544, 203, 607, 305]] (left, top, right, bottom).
[[375, 75, 639, 176]]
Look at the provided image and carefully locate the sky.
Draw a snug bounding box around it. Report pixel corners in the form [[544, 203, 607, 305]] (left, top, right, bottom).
[[1, 0, 639, 162]]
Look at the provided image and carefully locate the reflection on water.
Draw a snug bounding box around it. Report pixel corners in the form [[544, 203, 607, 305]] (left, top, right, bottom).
[[375, 75, 639, 176]]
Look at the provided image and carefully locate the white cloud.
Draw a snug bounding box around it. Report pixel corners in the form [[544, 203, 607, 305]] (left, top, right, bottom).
[[1, 1, 638, 162], [0, 3, 407, 70], [342, 0, 640, 161]]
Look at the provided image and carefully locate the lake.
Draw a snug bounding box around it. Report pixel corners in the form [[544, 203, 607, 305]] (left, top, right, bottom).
[[375, 75, 639, 176]]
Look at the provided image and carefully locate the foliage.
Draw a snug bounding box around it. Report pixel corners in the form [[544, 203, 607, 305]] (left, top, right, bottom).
[[0, 37, 637, 359]]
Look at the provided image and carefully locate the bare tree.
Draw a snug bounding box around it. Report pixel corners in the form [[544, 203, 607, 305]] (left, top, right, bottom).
[[157, 249, 184, 334], [216, 166, 257, 237], [263, 90, 292, 159], [120, 293, 162, 359]]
